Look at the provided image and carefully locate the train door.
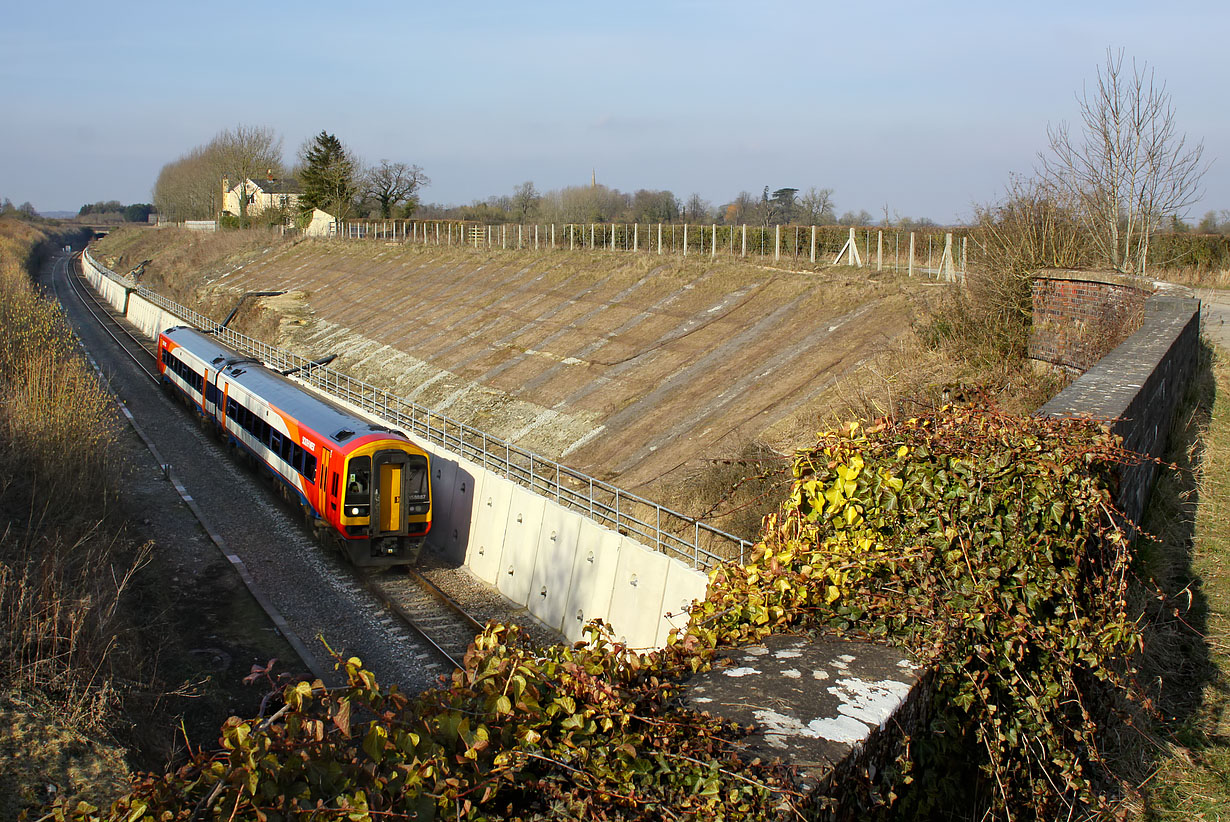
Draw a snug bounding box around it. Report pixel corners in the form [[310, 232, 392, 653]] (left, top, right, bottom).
[[371, 450, 411, 537]]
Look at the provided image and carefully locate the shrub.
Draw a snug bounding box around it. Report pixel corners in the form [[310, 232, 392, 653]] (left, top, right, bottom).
[[696, 410, 1143, 817]]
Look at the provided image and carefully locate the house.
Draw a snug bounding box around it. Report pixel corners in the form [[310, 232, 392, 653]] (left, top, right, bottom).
[[222, 174, 301, 218]]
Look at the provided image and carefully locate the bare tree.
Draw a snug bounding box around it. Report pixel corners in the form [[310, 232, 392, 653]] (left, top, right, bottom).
[[511, 181, 540, 221], [797, 187, 836, 225], [685, 193, 711, 223], [1041, 48, 1208, 274], [365, 160, 429, 219], [212, 125, 283, 226]]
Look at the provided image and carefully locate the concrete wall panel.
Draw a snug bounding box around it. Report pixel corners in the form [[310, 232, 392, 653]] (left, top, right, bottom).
[[526, 503, 582, 630], [656, 561, 709, 647], [440, 457, 480, 565], [560, 521, 622, 642], [467, 473, 515, 585], [425, 454, 457, 553], [606, 540, 670, 648], [496, 487, 546, 607]]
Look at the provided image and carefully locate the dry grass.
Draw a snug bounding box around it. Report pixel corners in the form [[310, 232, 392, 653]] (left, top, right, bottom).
[[1129, 340, 1230, 820], [1151, 267, 1230, 292], [0, 219, 148, 819]]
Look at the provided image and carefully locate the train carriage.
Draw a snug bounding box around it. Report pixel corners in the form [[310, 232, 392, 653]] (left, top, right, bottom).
[[157, 326, 431, 566]]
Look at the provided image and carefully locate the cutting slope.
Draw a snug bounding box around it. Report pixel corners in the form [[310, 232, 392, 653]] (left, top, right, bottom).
[[101, 232, 934, 495]]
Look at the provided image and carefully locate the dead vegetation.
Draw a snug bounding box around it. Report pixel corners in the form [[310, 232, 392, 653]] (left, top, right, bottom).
[[0, 220, 146, 818]]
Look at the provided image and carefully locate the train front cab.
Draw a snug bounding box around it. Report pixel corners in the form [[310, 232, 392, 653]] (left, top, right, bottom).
[[339, 441, 431, 567]]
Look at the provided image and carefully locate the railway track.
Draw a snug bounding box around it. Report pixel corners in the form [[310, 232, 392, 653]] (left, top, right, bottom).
[[58, 256, 160, 382], [61, 254, 491, 675], [365, 568, 486, 670]]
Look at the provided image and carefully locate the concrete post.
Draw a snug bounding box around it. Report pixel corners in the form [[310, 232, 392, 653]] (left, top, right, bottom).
[[658, 223, 662, 255], [711, 224, 717, 258], [683, 224, 688, 256], [877, 231, 883, 272], [634, 223, 639, 252], [810, 226, 817, 263], [908, 232, 915, 277], [742, 225, 747, 257], [774, 225, 781, 261]]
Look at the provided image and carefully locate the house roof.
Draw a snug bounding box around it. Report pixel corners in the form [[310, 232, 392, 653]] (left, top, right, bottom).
[[247, 176, 301, 195]]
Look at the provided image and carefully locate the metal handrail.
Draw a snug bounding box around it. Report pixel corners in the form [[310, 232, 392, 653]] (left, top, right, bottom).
[[82, 250, 750, 570]]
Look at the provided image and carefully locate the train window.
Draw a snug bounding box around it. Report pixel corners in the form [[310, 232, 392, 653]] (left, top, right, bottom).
[[303, 454, 317, 483], [344, 456, 371, 511], [270, 430, 282, 455], [406, 457, 429, 500], [291, 446, 304, 473], [226, 398, 238, 420]]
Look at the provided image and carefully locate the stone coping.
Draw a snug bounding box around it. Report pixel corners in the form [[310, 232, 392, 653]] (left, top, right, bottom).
[[681, 634, 922, 792]]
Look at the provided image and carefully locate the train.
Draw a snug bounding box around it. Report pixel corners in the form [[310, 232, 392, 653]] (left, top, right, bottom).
[[156, 325, 431, 567]]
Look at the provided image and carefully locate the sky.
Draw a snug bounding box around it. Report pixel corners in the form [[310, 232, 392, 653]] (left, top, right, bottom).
[[2, 0, 1227, 223]]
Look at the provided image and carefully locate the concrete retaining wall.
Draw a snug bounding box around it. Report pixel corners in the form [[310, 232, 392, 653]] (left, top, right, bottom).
[[80, 252, 707, 649]]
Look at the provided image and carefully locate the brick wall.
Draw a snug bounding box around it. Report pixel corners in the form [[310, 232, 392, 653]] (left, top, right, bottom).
[[1029, 271, 1151, 371], [1037, 293, 1201, 530]]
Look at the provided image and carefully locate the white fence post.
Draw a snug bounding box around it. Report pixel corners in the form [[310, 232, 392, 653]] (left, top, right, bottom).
[[774, 225, 781, 261], [634, 223, 639, 252], [711, 224, 717, 258], [908, 232, 915, 277], [741, 225, 747, 257], [683, 224, 688, 256], [877, 230, 883, 272], [658, 223, 662, 255], [810, 226, 817, 263]]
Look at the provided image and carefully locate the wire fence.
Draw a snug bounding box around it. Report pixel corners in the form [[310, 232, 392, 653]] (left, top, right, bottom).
[[322, 218, 968, 280], [83, 249, 751, 570]]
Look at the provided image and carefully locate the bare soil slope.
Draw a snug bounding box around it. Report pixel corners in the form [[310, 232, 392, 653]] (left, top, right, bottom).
[[95, 230, 938, 499]]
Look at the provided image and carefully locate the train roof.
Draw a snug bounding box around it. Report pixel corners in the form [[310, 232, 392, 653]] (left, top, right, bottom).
[[162, 326, 401, 447]]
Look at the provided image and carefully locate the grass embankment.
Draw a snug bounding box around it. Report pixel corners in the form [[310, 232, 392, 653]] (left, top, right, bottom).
[[1136, 341, 1230, 819], [90, 227, 1067, 548], [0, 219, 138, 817]]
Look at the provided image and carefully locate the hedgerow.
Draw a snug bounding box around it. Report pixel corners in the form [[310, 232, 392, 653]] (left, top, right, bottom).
[[51, 407, 1145, 820]]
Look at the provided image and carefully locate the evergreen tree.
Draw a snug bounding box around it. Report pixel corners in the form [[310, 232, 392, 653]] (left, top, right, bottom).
[[297, 131, 359, 222]]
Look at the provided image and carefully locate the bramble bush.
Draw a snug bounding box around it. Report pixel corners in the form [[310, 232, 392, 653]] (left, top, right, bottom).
[[52, 407, 1146, 820]]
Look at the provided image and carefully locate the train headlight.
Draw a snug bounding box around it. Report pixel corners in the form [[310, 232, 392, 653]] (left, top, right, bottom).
[[350, 507, 360, 515]]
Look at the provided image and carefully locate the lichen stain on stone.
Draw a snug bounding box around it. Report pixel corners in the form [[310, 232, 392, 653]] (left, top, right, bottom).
[[753, 708, 869, 748], [774, 648, 803, 659], [723, 666, 761, 678], [828, 677, 916, 728]]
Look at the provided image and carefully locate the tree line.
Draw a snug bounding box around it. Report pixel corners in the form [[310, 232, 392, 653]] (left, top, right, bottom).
[[418, 183, 940, 230], [152, 126, 428, 227]]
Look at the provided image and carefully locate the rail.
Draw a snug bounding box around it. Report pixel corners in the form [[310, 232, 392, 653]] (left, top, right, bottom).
[[82, 249, 751, 570]]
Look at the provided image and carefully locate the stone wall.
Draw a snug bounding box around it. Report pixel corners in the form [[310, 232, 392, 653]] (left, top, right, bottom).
[[1029, 270, 1152, 371], [1037, 292, 1201, 529]]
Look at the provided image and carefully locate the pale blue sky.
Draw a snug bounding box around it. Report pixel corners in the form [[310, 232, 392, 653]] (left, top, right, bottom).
[[3, 0, 1227, 222]]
